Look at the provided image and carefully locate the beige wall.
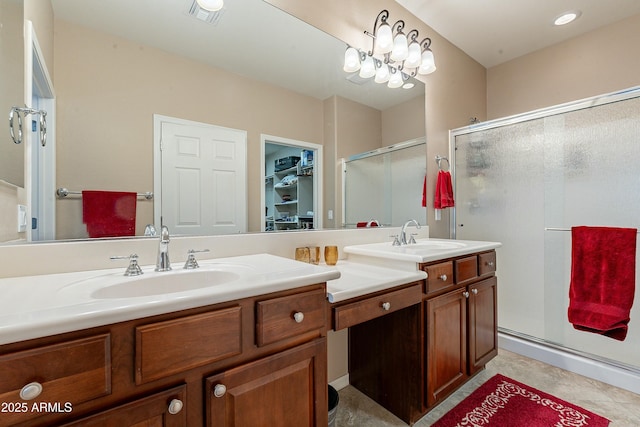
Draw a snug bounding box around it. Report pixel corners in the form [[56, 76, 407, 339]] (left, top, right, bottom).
[[382, 94, 426, 146], [487, 13, 640, 119], [0, 182, 26, 243], [54, 20, 325, 238]]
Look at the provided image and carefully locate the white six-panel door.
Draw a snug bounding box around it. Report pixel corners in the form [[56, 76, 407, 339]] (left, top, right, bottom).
[[154, 116, 247, 235]]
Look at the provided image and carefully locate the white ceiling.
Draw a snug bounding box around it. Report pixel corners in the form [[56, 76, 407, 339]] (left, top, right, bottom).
[[396, 0, 640, 68]]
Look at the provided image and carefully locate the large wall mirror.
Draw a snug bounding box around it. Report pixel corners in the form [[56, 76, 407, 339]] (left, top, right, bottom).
[[2, 0, 425, 244]]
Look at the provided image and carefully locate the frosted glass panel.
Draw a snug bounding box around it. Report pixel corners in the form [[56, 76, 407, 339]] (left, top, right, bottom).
[[454, 94, 640, 368], [344, 143, 426, 227]]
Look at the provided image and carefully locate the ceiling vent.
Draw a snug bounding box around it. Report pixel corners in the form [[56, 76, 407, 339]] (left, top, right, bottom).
[[186, 0, 225, 25], [345, 72, 371, 86]]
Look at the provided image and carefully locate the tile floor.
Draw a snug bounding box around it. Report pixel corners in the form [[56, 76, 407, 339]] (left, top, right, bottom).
[[335, 349, 640, 426]]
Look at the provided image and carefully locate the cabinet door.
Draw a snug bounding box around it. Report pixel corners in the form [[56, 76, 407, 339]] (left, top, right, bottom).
[[205, 338, 327, 427], [468, 276, 498, 374], [61, 384, 186, 427], [425, 288, 468, 408]]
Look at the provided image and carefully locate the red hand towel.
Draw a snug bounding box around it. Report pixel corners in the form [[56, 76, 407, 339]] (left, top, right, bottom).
[[82, 191, 137, 238], [422, 176, 427, 207], [434, 170, 455, 209], [568, 226, 637, 341]]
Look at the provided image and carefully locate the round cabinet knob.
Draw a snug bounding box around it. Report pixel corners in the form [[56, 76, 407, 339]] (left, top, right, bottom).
[[439, 274, 448, 281], [472, 288, 478, 295], [424, 272, 429, 279], [168, 398, 183, 415], [214, 384, 227, 398], [293, 312, 305, 323], [463, 291, 470, 298], [381, 302, 391, 311], [20, 382, 43, 400], [487, 261, 495, 267]]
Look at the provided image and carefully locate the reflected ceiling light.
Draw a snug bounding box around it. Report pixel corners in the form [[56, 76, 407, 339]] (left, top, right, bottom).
[[196, 0, 223, 12], [342, 9, 436, 89], [554, 10, 581, 26]]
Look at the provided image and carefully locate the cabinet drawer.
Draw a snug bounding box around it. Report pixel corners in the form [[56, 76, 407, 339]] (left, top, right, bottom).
[[256, 288, 326, 347], [0, 334, 111, 425], [479, 251, 497, 277], [136, 306, 242, 384], [333, 284, 422, 331], [455, 255, 479, 286], [61, 384, 187, 426], [423, 261, 454, 294]]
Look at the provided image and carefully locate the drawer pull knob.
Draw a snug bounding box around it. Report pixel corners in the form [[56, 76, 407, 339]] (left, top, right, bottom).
[[20, 382, 43, 400], [486, 261, 495, 267], [472, 288, 478, 295], [168, 398, 183, 415], [293, 312, 305, 323], [214, 384, 227, 398], [463, 291, 470, 298], [381, 302, 391, 311], [439, 274, 448, 281]]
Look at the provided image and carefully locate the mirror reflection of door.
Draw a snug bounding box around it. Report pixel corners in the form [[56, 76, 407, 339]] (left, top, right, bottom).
[[261, 135, 322, 232], [154, 115, 248, 235]]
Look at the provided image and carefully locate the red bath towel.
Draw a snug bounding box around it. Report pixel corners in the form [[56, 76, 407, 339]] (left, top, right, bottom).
[[434, 170, 454, 209], [568, 226, 637, 341], [82, 190, 137, 238]]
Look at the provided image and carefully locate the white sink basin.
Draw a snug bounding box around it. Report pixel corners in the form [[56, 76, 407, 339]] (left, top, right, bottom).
[[91, 269, 241, 299], [343, 238, 501, 263]]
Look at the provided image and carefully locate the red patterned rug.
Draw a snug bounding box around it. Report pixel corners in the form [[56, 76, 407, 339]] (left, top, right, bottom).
[[432, 374, 610, 426]]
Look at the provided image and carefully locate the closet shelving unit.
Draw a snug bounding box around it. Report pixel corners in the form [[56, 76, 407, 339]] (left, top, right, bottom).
[[271, 164, 313, 230]]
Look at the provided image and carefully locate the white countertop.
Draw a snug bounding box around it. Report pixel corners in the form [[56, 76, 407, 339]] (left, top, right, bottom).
[[343, 238, 502, 263], [0, 254, 340, 345], [325, 261, 427, 303]]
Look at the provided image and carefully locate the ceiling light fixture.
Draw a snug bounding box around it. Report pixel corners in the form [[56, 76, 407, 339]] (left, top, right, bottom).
[[342, 9, 436, 89], [196, 0, 223, 12], [554, 10, 581, 26]]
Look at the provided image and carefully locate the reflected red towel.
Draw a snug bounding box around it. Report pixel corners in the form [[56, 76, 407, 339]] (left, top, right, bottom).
[[82, 191, 137, 238], [434, 170, 454, 209], [422, 176, 427, 207], [568, 226, 637, 341]]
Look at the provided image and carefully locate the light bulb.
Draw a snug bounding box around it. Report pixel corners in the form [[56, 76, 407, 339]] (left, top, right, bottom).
[[418, 49, 436, 75], [390, 32, 408, 62], [343, 47, 361, 72], [387, 68, 403, 88], [404, 41, 422, 69], [196, 0, 223, 11], [359, 55, 376, 79], [374, 23, 393, 54], [374, 62, 390, 83]]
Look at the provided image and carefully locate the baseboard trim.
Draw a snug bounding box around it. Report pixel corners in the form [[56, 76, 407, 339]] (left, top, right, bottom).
[[329, 374, 350, 391], [498, 331, 640, 395]]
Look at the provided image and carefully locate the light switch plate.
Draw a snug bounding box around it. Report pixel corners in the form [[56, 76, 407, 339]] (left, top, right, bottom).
[[17, 205, 27, 232]]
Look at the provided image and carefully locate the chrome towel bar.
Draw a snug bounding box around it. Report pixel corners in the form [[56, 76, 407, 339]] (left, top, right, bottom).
[[56, 188, 153, 200]]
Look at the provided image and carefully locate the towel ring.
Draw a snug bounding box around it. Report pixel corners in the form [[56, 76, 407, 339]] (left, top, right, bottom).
[[8, 106, 47, 146], [435, 155, 450, 171]]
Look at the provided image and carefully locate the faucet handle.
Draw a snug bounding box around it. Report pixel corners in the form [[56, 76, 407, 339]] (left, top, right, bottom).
[[111, 254, 144, 276], [184, 249, 210, 269], [409, 233, 418, 244], [390, 235, 401, 246]]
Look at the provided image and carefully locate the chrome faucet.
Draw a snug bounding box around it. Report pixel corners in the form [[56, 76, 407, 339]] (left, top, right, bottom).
[[155, 226, 172, 271], [400, 219, 421, 245]]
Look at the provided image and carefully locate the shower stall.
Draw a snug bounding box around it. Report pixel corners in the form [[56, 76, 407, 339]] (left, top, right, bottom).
[[450, 87, 640, 392]]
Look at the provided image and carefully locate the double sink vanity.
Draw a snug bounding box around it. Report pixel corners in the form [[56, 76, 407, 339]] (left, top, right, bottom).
[[0, 237, 500, 426]]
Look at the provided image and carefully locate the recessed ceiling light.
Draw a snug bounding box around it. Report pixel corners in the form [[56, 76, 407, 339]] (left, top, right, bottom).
[[554, 10, 581, 26], [402, 82, 415, 89]]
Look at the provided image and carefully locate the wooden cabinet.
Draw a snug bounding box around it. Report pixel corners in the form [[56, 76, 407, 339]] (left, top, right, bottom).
[[0, 284, 327, 427], [61, 385, 187, 427], [423, 251, 498, 409], [205, 339, 327, 427]]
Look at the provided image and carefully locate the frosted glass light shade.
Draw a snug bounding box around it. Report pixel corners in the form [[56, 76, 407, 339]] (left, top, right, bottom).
[[359, 55, 376, 78], [196, 0, 223, 11], [343, 47, 361, 72], [387, 69, 403, 88], [390, 32, 408, 62], [418, 49, 436, 74], [374, 62, 390, 83], [404, 41, 422, 69], [375, 23, 393, 54]]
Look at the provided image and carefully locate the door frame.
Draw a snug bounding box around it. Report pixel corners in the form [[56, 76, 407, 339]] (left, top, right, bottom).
[[260, 134, 323, 231]]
